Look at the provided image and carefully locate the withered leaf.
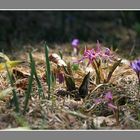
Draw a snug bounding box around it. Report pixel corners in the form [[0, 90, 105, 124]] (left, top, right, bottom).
[[13, 68, 30, 79]]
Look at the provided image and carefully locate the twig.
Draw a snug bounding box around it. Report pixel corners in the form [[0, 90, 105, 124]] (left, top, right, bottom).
[[91, 83, 109, 93], [61, 109, 89, 119]]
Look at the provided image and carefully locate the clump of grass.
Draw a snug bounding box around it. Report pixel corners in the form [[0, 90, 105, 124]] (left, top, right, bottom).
[[24, 51, 45, 114], [12, 112, 29, 127], [23, 43, 55, 114]]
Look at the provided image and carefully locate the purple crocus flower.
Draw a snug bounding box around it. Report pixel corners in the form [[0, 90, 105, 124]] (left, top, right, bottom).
[[131, 59, 140, 82], [71, 38, 79, 48], [131, 60, 140, 73]]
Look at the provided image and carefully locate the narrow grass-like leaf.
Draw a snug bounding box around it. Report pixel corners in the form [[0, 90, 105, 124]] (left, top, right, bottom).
[[92, 60, 100, 84], [5, 64, 19, 112], [51, 71, 56, 88], [23, 52, 34, 114], [106, 59, 122, 83], [99, 66, 105, 82], [34, 70, 45, 98], [44, 43, 51, 100], [31, 54, 44, 98]]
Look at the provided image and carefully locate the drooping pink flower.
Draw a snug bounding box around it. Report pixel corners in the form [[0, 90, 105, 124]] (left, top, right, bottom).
[[104, 92, 117, 110], [94, 98, 102, 105], [94, 91, 117, 111], [104, 91, 113, 101], [107, 103, 117, 110]]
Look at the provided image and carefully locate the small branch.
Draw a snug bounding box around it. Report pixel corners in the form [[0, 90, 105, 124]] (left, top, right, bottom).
[[61, 109, 89, 119]]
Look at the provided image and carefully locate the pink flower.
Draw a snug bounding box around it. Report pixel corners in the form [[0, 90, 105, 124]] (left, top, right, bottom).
[[107, 103, 117, 110], [104, 92, 117, 110], [77, 40, 113, 66], [94, 91, 117, 111], [95, 40, 101, 53], [105, 48, 111, 56], [95, 41, 112, 61], [94, 98, 102, 105], [104, 91, 113, 101], [79, 47, 96, 66]]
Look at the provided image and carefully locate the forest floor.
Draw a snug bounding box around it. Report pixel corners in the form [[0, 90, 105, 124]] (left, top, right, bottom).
[[0, 23, 140, 130], [0, 40, 140, 130]]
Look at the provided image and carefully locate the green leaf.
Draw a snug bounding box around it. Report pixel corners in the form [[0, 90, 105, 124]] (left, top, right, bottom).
[[44, 43, 52, 100], [79, 72, 90, 98], [5, 64, 19, 112], [63, 63, 76, 91], [65, 76, 76, 91], [23, 52, 35, 114], [31, 54, 44, 98], [72, 63, 79, 71]]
